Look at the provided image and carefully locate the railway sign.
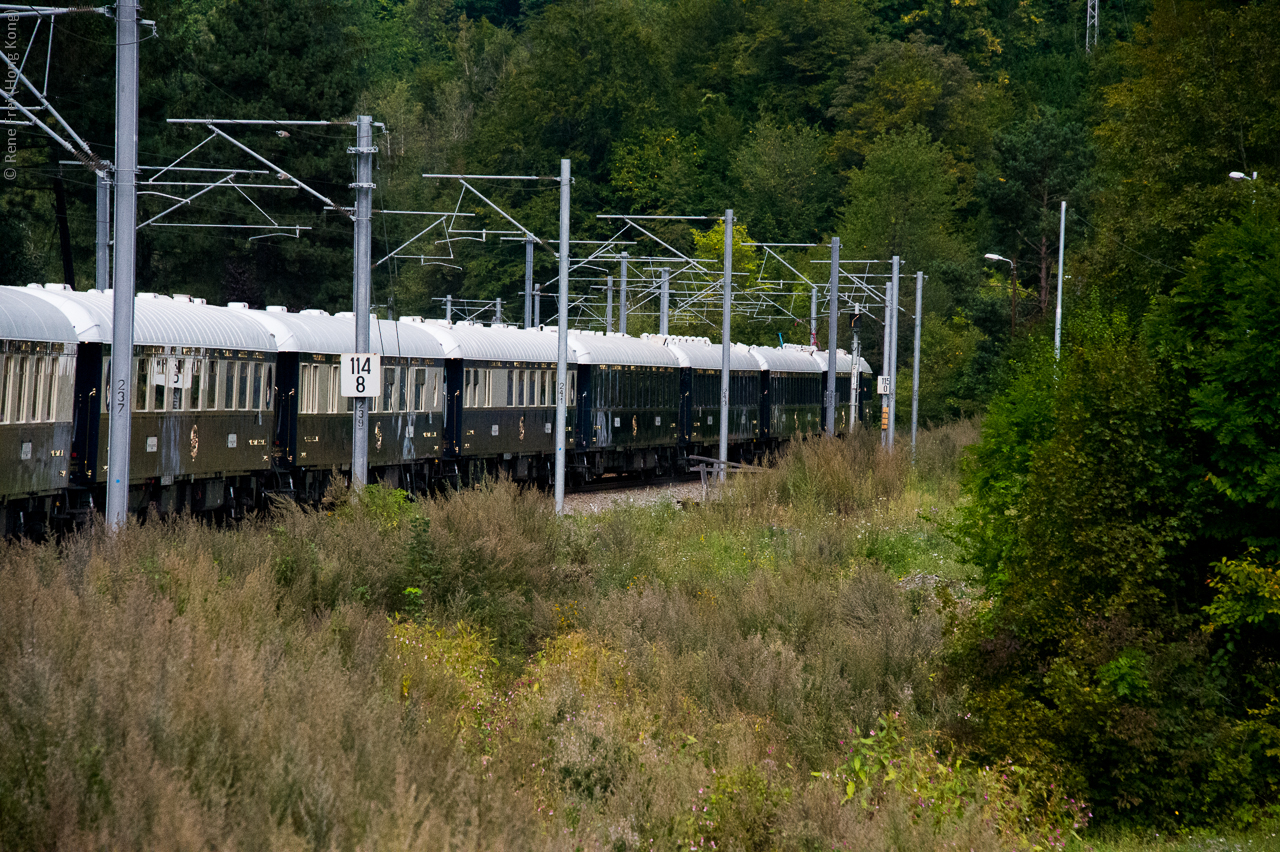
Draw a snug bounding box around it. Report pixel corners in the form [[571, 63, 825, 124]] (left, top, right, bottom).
[[340, 353, 380, 397], [877, 375, 891, 395]]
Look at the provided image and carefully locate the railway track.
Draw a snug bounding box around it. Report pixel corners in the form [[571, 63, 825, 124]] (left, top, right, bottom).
[[569, 470, 701, 495]]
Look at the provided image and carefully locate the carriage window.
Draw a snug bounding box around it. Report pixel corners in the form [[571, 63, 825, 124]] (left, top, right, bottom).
[[27, 356, 42, 422], [2, 356, 16, 422], [536, 370, 544, 406], [264, 365, 273, 410], [569, 371, 576, 403], [299, 364, 311, 414], [463, 369, 472, 409], [249, 363, 262, 410], [383, 366, 396, 412], [505, 369, 514, 407], [221, 361, 233, 410], [149, 358, 164, 411], [191, 360, 204, 411], [237, 362, 249, 410], [329, 365, 340, 413], [432, 370, 440, 410], [0, 356, 8, 423], [415, 368, 427, 412], [397, 367, 407, 412], [167, 359, 183, 411], [44, 356, 59, 421], [130, 357, 146, 412], [205, 361, 217, 410], [516, 370, 524, 406]]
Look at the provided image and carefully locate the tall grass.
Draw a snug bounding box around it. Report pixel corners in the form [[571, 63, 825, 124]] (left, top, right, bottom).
[[1, 420, 1100, 851]]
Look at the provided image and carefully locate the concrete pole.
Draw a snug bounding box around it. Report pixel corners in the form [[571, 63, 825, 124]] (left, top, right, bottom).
[[106, 0, 138, 531], [534, 288, 540, 327], [351, 115, 374, 489], [445, 294, 452, 322], [96, 169, 110, 291], [659, 268, 669, 335], [825, 237, 839, 435], [606, 275, 613, 333], [887, 257, 899, 449], [880, 273, 892, 447], [524, 237, 533, 329], [719, 210, 732, 482], [810, 284, 818, 346], [850, 309, 860, 429], [910, 272, 922, 460], [554, 158, 570, 514], [1055, 201, 1066, 361], [619, 253, 628, 334], [495, 298, 502, 324]]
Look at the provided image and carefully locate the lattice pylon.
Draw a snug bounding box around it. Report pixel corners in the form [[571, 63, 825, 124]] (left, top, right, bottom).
[[1086, 0, 1099, 54]]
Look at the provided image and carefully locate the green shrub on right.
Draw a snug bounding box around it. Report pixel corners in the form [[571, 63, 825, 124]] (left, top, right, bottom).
[[951, 200, 1280, 829]]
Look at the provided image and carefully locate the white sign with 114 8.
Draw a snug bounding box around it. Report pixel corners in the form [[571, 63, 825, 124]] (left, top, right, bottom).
[[340, 353, 380, 397]]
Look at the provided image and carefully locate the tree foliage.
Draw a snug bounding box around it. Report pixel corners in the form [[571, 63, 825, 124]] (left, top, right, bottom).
[[1085, 0, 1280, 308], [953, 214, 1280, 825], [839, 126, 965, 276]]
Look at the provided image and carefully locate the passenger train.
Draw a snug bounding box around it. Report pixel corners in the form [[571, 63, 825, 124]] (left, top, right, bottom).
[[0, 284, 873, 537]]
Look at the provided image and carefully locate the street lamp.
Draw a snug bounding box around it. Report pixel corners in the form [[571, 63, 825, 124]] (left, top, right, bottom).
[[984, 253, 1018, 336], [1230, 171, 1260, 212]]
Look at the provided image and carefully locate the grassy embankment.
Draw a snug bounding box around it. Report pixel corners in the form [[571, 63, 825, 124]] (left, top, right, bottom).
[[2, 421, 1271, 850]]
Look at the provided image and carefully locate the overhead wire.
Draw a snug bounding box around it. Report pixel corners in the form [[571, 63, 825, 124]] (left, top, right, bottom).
[[1068, 209, 1184, 275]]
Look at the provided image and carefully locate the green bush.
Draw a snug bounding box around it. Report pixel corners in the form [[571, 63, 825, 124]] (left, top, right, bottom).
[[952, 288, 1280, 827]]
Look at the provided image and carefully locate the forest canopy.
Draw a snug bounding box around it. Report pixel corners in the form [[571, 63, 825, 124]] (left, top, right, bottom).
[[2, 0, 1279, 829]]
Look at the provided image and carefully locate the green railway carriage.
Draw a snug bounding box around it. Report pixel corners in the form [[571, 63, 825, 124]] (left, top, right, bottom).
[[27, 287, 277, 517], [750, 344, 826, 447], [807, 346, 875, 435], [0, 286, 79, 536], [651, 334, 764, 464], [566, 329, 681, 479], [241, 307, 448, 499], [409, 318, 577, 485]]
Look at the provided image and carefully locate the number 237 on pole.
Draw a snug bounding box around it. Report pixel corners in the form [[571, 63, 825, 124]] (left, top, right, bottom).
[[340, 353, 380, 397]]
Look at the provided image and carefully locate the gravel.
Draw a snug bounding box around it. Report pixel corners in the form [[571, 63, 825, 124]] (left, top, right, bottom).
[[561, 478, 713, 514]]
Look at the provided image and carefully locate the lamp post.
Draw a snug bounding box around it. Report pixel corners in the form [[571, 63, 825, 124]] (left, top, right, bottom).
[[1230, 171, 1259, 212], [984, 252, 1018, 337]]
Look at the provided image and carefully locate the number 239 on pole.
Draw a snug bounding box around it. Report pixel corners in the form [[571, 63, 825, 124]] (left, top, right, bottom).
[[340, 353, 380, 397]]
